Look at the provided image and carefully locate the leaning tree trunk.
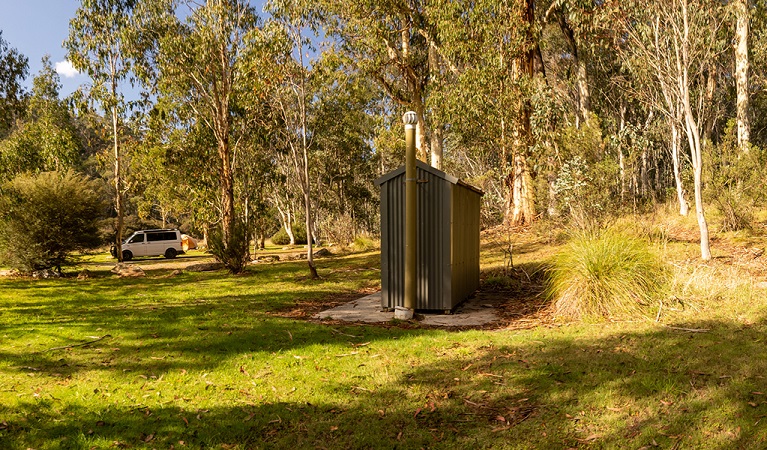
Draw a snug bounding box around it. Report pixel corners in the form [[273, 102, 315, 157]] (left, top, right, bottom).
[[682, 89, 711, 261]]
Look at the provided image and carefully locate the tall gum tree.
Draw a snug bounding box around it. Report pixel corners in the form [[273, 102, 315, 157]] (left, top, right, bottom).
[[67, 0, 136, 262], [324, 0, 437, 164], [428, 0, 544, 225], [621, 0, 726, 260], [143, 0, 271, 272], [267, 0, 329, 279]]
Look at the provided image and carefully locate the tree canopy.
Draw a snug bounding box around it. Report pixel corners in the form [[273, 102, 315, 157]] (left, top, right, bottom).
[[2, 0, 767, 270]]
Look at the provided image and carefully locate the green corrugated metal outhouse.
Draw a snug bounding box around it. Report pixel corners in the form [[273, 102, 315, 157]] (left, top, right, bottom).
[[375, 161, 483, 312]]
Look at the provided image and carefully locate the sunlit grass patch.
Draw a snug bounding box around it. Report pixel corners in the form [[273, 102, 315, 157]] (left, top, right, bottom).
[[3, 223, 767, 449]]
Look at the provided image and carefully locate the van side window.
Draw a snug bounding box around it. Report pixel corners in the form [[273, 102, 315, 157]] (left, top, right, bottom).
[[147, 231, 177, 242], [129, 234, 144, 243]]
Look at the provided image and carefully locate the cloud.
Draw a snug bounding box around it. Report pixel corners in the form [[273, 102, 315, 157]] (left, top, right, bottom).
[[55, 60, 79, 78]]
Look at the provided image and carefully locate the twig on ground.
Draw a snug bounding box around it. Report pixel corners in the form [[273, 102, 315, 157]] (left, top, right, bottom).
[[330, 328, 362, 338], [656, 299, 663, 322], [42, 334, 112, 352]]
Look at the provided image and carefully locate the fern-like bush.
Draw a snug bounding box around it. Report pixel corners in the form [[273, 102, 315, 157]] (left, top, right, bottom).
[[547, 229, 667, 320]]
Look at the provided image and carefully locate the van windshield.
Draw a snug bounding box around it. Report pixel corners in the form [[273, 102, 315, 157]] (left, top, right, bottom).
[[125, 234, 144, 244]]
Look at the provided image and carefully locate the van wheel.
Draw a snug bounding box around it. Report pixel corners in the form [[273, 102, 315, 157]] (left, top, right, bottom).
[[122, 250, 133, 261], [164, 248, 177, 259]]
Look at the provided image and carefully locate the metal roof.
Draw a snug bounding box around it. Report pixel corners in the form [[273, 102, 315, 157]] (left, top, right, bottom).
[[375, 160, 484, 196]]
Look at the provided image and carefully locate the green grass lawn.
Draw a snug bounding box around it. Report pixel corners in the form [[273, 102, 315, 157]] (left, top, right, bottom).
[[1, 223, 767, 449]]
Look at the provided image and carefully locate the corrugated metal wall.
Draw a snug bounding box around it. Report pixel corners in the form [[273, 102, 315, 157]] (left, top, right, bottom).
[[450, 183, 481, 303], [379, 161, 482, 312]]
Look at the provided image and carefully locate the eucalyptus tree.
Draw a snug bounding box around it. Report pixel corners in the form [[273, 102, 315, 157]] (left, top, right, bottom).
[[309, 52, 380, 241], [0, 32, 28, 140], [0, 57, 81, 181], [541, 0, 597, 128], [619, 0, 728, 260], [66, 0, 136, 262], [267, 0, 326, 278], [323, 0, 438, 165], [140, 0, 280, 272], [428, 0, 545, 225]]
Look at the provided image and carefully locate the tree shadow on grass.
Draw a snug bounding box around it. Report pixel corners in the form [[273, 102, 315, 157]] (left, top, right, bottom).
[[2, 318, 767, 449], [0, 253, 552, 379]]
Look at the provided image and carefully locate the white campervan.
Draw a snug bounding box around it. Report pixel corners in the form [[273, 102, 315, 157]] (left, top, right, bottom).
[[112, 229, 185, 261]]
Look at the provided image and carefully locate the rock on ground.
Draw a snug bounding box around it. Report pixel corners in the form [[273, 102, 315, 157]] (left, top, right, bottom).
[[185, 262, 224, 272], [111, 263, 145, 278]]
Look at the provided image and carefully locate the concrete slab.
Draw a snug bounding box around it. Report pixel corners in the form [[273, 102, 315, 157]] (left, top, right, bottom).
[[313, 291, 499, 328], [314, 292, 392, 323]]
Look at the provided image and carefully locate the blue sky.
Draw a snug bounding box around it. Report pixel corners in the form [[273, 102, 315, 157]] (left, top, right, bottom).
[[0, 1, 275, 101], [0, 1, 86, 97]]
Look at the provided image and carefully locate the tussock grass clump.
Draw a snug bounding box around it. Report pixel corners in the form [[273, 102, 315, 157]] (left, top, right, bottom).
[[547, 228, 668, 320], [351, 235, 378, 252]]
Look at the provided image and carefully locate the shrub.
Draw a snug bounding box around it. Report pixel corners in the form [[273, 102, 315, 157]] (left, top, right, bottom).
[[319, 214, 355, 246], [705, 120, 766, 232], [271, 223, 307, 246], [551, 117, 620, 229], [546, 228, 668, 320], [208, 219, 249, 274], [0, 170, 106, 273]]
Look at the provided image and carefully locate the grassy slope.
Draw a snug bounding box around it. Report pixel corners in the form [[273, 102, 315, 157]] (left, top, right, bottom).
[[1, 216, 767, 449]]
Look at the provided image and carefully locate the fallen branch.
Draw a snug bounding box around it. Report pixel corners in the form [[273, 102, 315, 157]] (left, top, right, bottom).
[[663, 326, 709, 333], [43, 334, 112, 352]]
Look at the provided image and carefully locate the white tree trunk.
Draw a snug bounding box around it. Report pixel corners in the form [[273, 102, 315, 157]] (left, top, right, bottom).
[[670, 117, 689, 216], [680, 55, 711, 259], [430, 126, 444, 170], [428, 43, 443, 169], [576, 58, 590, 126], [735, 0, 750, 152]]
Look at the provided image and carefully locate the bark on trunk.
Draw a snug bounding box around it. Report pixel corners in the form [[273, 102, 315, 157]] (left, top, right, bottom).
[[641, 147, 649, 197], [618, 103, 626, 201], [218, 137, 235, 247], [505, 0, 537, 226], [511, 152, 536, 225]]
